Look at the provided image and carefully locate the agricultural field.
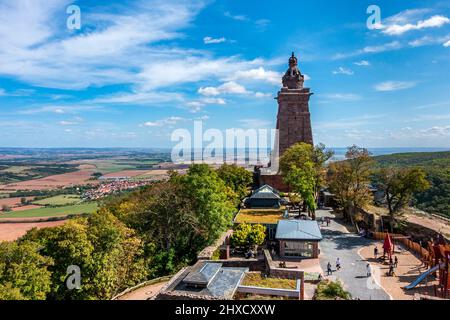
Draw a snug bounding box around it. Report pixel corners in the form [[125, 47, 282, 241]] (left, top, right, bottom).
[[0, 202, 98, 219], [33, 194, 81, 206], [0, 168, 98, 191]]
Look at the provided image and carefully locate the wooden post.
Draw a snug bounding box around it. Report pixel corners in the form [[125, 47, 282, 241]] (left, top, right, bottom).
[[299, 272, 305, 301]]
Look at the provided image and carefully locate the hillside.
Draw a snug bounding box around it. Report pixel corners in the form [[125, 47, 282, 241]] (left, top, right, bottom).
[[372, 151, 450, 217]]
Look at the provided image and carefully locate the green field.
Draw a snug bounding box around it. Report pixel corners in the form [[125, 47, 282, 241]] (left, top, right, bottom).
[[0, 202, 98, 219], [33, 194, 81, 206]]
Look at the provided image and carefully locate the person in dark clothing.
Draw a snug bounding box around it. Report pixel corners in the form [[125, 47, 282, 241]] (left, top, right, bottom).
[[374, 246, 379, 259], [394, 256, 399, 268], [327, 262, 333, 275]]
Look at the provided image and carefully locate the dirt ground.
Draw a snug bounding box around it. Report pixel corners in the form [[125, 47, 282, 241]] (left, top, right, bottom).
[[117, 281, 168, 300], [405, 213, 450, 238], [0, 220, 66, 241], [359, 242, 439, 300], [0, 197, 34, 208]]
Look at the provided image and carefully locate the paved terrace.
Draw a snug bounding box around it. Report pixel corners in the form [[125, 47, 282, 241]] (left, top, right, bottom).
[[316, 209, 391, 300]]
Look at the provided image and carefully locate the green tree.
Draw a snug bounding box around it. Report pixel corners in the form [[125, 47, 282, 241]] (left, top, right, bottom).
[[0, 241, 53, 300], [231, 223, 266, 248], [375, 167, 430, 226], [280, 143, 317, 218], [216, 164, 253, 202], [315, 280, 352, 300], [178, 164, 236, 245], [247, 224, 267, 247], [327, 145, 374, 222], [22, 210, 147, 300]]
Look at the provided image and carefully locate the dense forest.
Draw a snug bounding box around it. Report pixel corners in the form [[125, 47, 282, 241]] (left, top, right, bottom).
[[372, 151, 450, 217], [0, 164, 253, 300]]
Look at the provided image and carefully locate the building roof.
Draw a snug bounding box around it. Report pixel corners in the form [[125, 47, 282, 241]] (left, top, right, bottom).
[[169, 262, 248, 299], [184, 262, 222, 287], [275, 220, 323, 241], [249, 185, 280, 200]]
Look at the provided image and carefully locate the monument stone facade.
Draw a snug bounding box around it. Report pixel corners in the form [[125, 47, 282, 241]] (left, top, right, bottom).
[[258, 53, 314, 191]]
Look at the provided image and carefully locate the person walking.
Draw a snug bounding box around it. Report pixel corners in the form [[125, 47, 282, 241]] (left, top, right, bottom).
[[394, 256, 399, 268], [336, 258, 341, 271], [374, 246, 379, 259], [366, 263, 372, 277], [327, 262, 333, 276]]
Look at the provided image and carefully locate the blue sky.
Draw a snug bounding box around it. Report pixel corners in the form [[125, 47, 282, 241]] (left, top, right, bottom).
[[0, 0, 449, 148]]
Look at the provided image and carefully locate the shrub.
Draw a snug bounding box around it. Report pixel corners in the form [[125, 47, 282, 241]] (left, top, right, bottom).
[[314, 280, 351, 300]]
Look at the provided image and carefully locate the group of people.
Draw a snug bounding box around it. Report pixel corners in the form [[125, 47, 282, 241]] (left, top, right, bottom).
[[371, 246, 399, 277], [326, 258, 341, 275]]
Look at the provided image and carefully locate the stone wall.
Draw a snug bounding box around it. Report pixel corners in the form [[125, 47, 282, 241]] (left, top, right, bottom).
[[263, 249, 305, 280], [197, 229, 233, 260]]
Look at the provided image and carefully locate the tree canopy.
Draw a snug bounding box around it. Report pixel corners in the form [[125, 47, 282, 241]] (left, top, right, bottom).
[[327, 145, 374, 219], [280, 143, 333, 218]]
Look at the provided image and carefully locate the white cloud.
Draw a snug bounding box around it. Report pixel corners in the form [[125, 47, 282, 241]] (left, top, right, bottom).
[[444, 40, 450, 47], [363, 41, 402, 53], [203, 36, 226, 44], [332, 67, 354, 75], [0, 1, 208, 89], [321, 93, 362, 101], [92, 91, 184, 105], [231, 67, 282, 85], [224, 11, 249, 22], [334, 41, 402, 59], [199, 81, 248, 96], [382, 15, 450, 36], [198, 81, 271, 99], [18, 105, 100, 115], [143, 116, 186, 127], [375, 81, 417, 92], [419, 126, 450, 137], [354, 60, 370, 66]]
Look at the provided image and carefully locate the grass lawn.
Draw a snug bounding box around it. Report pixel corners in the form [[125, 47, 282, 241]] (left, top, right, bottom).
[[241, 273, 297, 289], [33, 194, 81, 206], [0, 202, 98, 218], [234, 208, 284, 224]]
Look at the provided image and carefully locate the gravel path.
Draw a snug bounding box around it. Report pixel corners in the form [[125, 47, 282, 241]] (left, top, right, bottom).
[[316, 209, 391, 300]]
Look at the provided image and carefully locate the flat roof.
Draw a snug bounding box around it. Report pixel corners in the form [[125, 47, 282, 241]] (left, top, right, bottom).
[[275, 220, 322, 241], [234, 207, 285, 224]]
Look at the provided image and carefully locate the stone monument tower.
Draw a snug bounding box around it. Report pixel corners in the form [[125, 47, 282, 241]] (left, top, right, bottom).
[[277, 52, 314, 155], [257, 52, 314, 191]]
